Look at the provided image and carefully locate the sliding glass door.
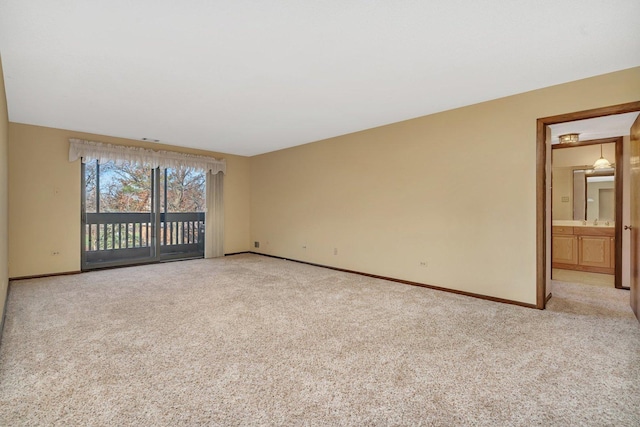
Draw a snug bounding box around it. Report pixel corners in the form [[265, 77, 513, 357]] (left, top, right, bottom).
[[81, 161, 206, 270], [159, 166, 206, 260]]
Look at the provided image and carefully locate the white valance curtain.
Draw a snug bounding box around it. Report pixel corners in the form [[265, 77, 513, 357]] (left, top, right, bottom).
[[68, 138, 226, 175], [69, 138, 226, 258]]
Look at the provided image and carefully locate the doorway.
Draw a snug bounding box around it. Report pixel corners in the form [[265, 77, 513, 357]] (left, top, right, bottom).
[[550, 137, 620, 288], [536, 102, 640, 309], [81, 160, 206, 270]]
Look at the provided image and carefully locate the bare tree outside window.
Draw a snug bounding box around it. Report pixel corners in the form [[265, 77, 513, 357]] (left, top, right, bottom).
[[84, 160, 97, 213], [101, 161, 152, 213], [162, 166, 206, 213]]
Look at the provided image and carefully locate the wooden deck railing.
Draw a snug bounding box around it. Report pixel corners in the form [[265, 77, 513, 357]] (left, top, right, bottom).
[[84, 212, 205, 255]]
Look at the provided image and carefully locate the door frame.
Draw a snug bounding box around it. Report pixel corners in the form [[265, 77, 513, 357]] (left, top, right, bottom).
[[536, 101, 640, 309]]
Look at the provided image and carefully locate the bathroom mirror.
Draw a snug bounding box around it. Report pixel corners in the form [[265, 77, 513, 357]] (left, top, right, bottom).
[[572, 169, 615, 222], [551, 141, 617, 222]]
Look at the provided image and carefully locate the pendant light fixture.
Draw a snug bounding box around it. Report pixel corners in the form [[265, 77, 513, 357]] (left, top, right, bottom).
[[593, 144, 612, 169]]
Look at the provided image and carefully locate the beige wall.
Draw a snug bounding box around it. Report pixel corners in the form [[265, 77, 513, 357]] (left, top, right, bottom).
[[8, 124, 250, 278], [552, 143, 616, 168], [0, 56, 8, 322], [250, 67, 640, 305], [552, 167, 573, 220]]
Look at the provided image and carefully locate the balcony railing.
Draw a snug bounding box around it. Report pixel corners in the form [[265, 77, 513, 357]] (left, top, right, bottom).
[[84, 212, 205, 265]]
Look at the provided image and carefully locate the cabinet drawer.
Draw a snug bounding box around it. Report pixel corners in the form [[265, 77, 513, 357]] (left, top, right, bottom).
[[552, 226, 574, 235], [573, 227, 614, 237]]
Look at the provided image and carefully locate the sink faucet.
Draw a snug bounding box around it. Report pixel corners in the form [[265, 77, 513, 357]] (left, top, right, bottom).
[[593, 218, 598, 226]]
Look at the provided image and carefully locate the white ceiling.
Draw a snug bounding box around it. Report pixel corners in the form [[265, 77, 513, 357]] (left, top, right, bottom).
[[549, 112, 640, 144], [1, 1, 639, 156]]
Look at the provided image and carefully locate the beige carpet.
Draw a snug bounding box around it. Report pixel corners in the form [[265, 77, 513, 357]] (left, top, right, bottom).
[[0, 254, 639, 426]]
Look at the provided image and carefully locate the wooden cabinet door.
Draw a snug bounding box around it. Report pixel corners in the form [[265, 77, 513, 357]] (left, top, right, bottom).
[[552, 235, 578, 264], [579, 236, 611, 268]]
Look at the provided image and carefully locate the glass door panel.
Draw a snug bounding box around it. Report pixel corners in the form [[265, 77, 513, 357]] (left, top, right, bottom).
[[82, 160, 158, 269], [159, 166, 206, 260]]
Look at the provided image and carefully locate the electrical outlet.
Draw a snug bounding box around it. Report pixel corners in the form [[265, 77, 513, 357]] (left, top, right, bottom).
[[51, 251, 61, 256], [419, 261, 428, 267], [334, 248, 338, 255], [254, 241, 260, 248]]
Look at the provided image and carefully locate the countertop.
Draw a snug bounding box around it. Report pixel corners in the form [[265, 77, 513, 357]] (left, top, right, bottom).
[[552, 220, 614, 228]]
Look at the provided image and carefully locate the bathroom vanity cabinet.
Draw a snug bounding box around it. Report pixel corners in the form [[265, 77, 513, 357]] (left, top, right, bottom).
[[552, 226, 615, 274]]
